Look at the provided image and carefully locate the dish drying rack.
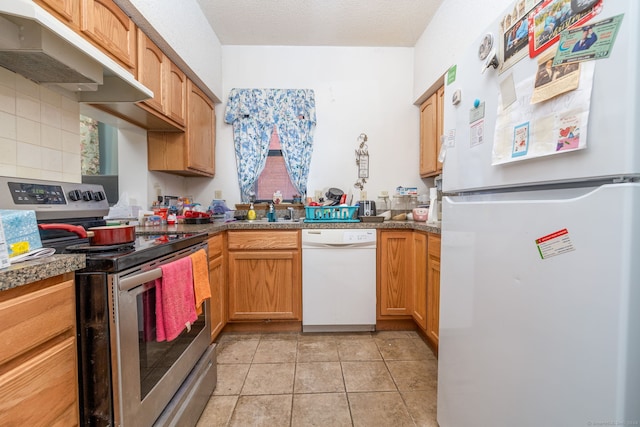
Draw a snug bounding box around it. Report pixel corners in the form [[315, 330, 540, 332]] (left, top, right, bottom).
[[303, 206, 359, 223]]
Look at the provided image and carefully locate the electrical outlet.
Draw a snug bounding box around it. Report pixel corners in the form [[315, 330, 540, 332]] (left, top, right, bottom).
[[214, 190, 222, 199], [360, 190, 367, 200], [314, 190, 322, 201]]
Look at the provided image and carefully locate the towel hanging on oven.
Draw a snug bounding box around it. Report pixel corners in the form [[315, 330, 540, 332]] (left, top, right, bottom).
[[155, 256, 198, 342]]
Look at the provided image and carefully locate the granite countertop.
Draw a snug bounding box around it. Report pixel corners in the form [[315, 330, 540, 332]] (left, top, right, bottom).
[[0, 254, 85, 292], [0, 220, 439, 293], [136, 219, 442, 235]]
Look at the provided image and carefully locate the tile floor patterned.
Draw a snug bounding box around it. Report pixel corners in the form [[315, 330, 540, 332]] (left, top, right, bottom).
[[196, 330, 438, 427]]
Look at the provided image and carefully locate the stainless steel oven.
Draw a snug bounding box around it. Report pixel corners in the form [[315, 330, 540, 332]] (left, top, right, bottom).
[[0, 177, 217, 427], [77, 239, 216, 426]]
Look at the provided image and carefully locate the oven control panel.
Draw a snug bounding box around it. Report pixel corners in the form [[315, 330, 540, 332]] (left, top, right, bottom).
[[0, 176, 110, 220]]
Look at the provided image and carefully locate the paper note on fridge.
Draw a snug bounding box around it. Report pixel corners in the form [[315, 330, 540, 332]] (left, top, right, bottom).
[[553, 14, 625, 66], [492, 61, 594, 165]]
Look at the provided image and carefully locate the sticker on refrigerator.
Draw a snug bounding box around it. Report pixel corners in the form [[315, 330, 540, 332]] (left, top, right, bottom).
[[470, 119, 484, 147], [535, 228, 575, 259], [553, 14, 624, 66], [512, 122, 530, 157]]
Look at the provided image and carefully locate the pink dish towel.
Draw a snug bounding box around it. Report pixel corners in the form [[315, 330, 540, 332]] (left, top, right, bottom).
[[155, 256, 197, 342]]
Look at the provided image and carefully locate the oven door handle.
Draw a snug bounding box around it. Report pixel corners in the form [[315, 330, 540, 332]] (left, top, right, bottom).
[[118, 268, 162, 292]]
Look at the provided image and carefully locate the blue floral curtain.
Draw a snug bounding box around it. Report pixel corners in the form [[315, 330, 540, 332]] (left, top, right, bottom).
[[224, 88, 316, 202]]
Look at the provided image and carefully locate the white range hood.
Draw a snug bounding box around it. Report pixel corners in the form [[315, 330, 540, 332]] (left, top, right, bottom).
[[0, 0, 152, 103]]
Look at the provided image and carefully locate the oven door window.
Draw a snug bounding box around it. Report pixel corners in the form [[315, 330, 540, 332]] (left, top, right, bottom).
[[138, 281, 205, 399]]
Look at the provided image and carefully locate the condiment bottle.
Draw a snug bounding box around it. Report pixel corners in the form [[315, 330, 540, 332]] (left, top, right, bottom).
[[247, 202, 256, 220]]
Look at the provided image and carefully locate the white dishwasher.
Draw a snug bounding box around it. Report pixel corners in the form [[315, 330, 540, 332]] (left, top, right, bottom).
[[302, 229, 377, 332]]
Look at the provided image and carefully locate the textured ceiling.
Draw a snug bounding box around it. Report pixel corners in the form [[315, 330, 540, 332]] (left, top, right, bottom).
[[196, 0, 444, 47]]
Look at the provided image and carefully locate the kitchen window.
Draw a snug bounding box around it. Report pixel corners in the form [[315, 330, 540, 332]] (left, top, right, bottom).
[[255, 126, 298, 202], [224, 88, 316, 202]]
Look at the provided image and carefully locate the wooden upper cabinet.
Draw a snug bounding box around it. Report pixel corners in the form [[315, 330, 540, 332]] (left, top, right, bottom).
[[147, 79, 215, 177], [81, 0, 137, 72], [186, 80, 216, 175], [166, 62, 187, 127], [34, 0, 80, 29], [136, 30, 186, 127], [136, 29, 165, 115], [419, 85, 444, 178]]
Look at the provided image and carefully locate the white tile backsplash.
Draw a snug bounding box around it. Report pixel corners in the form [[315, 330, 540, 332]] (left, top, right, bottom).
[[61, 108, 80, 133], [0, 137, 17, 165], [17, 142, 42, 169], [16, 117, 41, 145], [62, 130, 81, 154], [15, 75, 39, 99], [41, 147, 63, 172], [0, 84, 15, 114], [40, 87, 62, 107], [41, 102, 62, 128], [41, 124, 63, 150], [0, 111, 16, 139], [16, 93, 41, 120], [62, 151, 80, 174], [0, 71, 81, 180]]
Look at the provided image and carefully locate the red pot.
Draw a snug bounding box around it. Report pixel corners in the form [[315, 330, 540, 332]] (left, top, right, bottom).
[[38, 223, 136, 246]]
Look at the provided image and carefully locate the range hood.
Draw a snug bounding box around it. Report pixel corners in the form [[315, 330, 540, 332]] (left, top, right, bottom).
[[0, 1, 152, 103]]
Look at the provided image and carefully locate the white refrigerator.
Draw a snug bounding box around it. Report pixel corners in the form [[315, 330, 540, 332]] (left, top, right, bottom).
[[437, 0, 640, 426]]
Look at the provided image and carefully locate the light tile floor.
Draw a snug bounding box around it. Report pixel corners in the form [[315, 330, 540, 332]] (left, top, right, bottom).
[[196, 330, 438, 427]]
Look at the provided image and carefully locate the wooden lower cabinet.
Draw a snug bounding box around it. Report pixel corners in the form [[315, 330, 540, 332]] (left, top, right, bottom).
[[412, 231, 428, 330], [426, 234, 441, 351], [227, 230, 301, 321], [378, 230, 414, 318], [0, 273, 79, 426], [207, 234, 226, 342]]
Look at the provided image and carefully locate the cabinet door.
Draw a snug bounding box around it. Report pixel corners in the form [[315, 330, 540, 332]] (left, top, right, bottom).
[[0, 337, 79, 427], [427, 234, 441, 351], [208, 234, 226, 342], [166, 62, 186, 127], [34, 0, 80, 29], [419, 92, 438, 177], [209, 256, 225, 341], [136, 29, 166, 116], [81, 0, 137, 72], [412, 231, 428, 330], [378, 230, 413, 317], [186, 80, 216, 175], [227, 250, 301, 321]]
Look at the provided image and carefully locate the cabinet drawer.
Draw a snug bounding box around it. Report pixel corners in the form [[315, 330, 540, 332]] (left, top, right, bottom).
[[0, 337, 78, 426], [0, 279, 75, 365], [208, 233, 224, 259], [228, 230, 299, 250]]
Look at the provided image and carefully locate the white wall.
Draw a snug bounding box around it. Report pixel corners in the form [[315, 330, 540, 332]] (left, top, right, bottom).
[[413, 0, 513, 102], [188, 46, 430, 208]]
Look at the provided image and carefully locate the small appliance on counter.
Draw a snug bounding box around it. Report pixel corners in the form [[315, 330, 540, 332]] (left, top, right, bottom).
[[358, 200, 377, 217]]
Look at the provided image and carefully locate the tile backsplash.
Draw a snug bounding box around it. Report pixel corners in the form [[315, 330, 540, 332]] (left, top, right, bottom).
[[0, 66, 81, 182]]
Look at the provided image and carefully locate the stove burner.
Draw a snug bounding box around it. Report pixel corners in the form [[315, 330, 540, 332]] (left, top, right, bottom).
[[66, 242, 135, 253]]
